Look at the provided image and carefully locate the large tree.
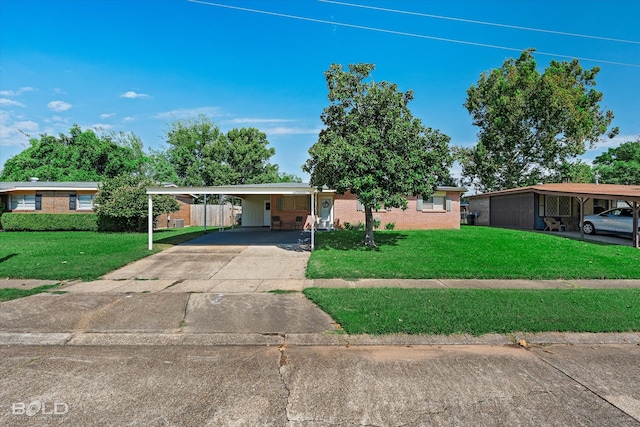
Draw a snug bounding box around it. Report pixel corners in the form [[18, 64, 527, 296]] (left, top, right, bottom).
[[593, 138, 640, 185], [94, 175, 180, 232], [161, 115, 297, 187], [303, 63, 452, 247], [0, 125, 143, 181], [458, 49, 618, 192]]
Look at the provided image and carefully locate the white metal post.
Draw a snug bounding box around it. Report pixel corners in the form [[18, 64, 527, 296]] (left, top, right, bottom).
[[310, 191, 315, 251], [148, 194, 153, 250], [203, 194, 207, 232]]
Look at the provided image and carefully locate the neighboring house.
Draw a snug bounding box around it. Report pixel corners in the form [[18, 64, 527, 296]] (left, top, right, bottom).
[[468, 183, 640, 232], [0, 180, 99, 214], [148, 183, 466, 231]]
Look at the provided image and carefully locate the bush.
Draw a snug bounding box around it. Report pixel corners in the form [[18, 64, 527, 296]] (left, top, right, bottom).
[[1, 213, 98, 231], [385, 222, 396, 230]]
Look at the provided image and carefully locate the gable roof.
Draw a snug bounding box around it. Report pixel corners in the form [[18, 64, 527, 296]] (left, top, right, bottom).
[[468, 183, 640, 203]]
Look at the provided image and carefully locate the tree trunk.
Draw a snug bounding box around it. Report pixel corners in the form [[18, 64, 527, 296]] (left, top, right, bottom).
[[363, 205, 376, 248]]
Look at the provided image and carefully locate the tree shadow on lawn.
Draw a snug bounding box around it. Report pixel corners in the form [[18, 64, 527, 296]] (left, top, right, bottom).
[[0, 254, 18, 264], [316, 230, 408, 251]]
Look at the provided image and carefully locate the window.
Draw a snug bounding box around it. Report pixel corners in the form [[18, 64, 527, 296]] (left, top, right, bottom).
[[10, 194, 36, 210], [417, 195, 452, 211], [545, 195, 571, 217], [69, 194, 77, 210], [78, 194, 95, 210], [277, 195, 310, 210]]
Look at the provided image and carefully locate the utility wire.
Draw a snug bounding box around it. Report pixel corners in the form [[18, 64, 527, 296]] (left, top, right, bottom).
[[321, 0, 640, 45], [187, 0, 640, 68]]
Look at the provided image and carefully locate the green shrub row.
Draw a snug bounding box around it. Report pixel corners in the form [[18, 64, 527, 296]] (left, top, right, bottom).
[[1, 213, 98, 231]]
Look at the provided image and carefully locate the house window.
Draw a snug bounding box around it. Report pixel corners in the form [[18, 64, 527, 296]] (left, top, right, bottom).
[[78, 194, 95, 210], [545, 195, 571, 217], [69, 194, 77, 210], [10, 194, 36, 210], [426, 196, 445, 210], [278, 195, 310, 210]]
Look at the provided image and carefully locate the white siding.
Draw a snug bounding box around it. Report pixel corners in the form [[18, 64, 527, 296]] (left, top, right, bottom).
[[242, 195, 270, 226]]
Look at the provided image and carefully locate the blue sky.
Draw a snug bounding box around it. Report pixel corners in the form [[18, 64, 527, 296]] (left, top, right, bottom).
[[1, 0, 639, 181]]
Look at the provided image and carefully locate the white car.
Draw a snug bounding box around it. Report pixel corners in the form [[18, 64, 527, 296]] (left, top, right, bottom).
[[582, 207, 638, 235]]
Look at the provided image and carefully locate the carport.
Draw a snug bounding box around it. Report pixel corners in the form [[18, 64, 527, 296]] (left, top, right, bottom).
[[470, 183, 640, 248], [146, 183, 320, 251]]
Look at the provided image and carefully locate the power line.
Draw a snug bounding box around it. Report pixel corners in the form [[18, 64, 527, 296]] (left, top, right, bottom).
[[187, 0, 640, 68], [321, 0, 640, 45]]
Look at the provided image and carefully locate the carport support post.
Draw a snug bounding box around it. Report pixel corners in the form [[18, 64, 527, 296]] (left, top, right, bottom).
[[148, 194, 153, 251], [633, 201, 639, 249], [203, 194, 207, 233], [311, 192, 315, 251], [577, 197, 587, 241]]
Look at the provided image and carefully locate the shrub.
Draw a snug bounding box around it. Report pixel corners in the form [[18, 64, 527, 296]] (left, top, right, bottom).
[[385, 222, 396, 230], [1, 213, 98, 231]]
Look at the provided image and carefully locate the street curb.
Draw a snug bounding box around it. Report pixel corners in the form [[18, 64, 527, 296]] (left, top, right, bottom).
[[1, 331, 638, 347]]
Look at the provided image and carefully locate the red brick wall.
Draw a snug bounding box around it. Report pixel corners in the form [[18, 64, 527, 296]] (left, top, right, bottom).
[[8, 190, 96, 214], [156, 195, 192, 228], [333, 191, 461, 230], [270, 194, 310, 229]]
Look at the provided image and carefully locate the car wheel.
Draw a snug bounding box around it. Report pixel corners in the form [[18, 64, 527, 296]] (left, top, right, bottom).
[[583, 222, 596, 235]]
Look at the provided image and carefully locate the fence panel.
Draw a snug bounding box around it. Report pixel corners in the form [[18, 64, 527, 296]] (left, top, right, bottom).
[[190, 204, 241, 227]]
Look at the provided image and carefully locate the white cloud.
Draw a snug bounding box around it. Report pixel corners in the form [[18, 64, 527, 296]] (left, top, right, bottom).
[[0, 98, 26, 107], [266, 126, 322, 136], [0, 110, 39, 147], [153, 107, 222, 120], [53, 88, 67, 95], [122, 116, 136, 122], [227, 118, 295, 124], [91, 123, 114, 130], [121, 91, 149, 99], [100, 113, 116, 119], [47, 100, 72, 112], [0, 87, 35, 97], [587, 133, 638, 151]]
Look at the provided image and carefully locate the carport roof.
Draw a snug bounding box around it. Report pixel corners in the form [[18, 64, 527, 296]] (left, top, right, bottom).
[[468, 183, 640, 203], [146, 182, 329, 197]]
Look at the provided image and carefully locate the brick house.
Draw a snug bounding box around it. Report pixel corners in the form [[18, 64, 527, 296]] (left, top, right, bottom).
[[0, 180, 99, 214], [148, 183, 465, 231]]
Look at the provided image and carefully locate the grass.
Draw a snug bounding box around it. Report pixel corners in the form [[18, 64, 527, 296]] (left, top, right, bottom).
[[0, 227, 211, 281], [303, 287, 640, 336], [0, 284, 63, 302], [306, 227, 640, 279]]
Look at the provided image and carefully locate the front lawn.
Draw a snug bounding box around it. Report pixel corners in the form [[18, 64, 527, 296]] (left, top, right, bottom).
[[303, 287, 640, 335], [0, 227, 209, 281], [306, 228, 640, 279]]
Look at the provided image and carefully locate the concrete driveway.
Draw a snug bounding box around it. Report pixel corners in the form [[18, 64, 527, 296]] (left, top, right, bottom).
[[79, 228, 313, 293]]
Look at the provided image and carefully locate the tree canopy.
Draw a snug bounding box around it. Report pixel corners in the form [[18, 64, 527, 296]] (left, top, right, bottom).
[[458, 49, 618, 192], [160, 115, 299, 187], [0, 125, 144, 182], [593, 138, 640, 185], [303, 63, 452, 247], [94, 175, 180, 232]]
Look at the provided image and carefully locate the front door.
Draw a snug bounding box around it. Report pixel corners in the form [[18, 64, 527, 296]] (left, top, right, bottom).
[[319, 197, 333, 229], [264, 201, 271, 226]]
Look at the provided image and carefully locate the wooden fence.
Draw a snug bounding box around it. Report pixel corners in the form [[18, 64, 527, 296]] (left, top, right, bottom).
[[190, 204, 241, 227]]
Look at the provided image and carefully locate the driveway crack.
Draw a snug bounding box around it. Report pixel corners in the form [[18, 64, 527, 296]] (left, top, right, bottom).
[[532, 350, 639, 423], [278, 339, 291, 424]]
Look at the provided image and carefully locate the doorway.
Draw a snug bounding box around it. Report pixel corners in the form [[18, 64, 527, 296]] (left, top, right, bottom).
[[263, 201, 271, 226]]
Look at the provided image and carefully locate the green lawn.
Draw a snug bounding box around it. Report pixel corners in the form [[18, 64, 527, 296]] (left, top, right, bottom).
[[306, 228, 640, 279], [0, 284, 63, 302], [303, 287, 640, 336], [0, 227, 209, 281]]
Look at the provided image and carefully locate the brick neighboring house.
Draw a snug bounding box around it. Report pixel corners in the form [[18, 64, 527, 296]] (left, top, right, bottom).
[[0, 180, 192, 229], [0, 180, 99, 214]]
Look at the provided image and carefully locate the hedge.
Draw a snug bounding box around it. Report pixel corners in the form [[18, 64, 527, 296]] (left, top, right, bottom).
[[1, 213, 98, 231]]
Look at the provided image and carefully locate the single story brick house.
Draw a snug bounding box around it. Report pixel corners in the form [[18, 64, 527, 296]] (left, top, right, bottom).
[[148, 183, 465, 231], [0, 180, 193, 228], [0, 180, 99, 214]]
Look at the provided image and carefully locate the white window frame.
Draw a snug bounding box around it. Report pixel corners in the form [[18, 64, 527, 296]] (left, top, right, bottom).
[[77, 194, 95, 210], [9, 194, 36, 211]]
